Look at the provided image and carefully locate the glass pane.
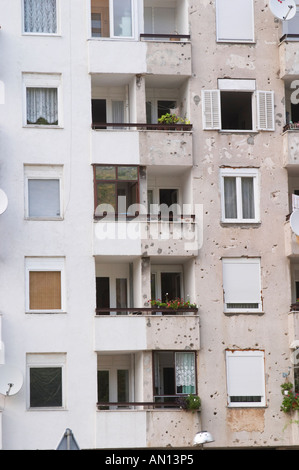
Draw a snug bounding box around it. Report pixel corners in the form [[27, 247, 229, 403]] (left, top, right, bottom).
[[24, 0, 57, 34], [116, 278, 127, 309], [224, 177, 237, 219], [113, 0, 132, 37], [97, 183, 116, 211], [242, 177, 255, 219], [118, 166, 138, 180], [98, 370, 109, 402], [117, 370, 129, 402], [28, 179, 60, 217], [96, 166, 116, 180], [91, 13, 102, 37], [27, 88, 58, 125], [30, 367, 62, 407]]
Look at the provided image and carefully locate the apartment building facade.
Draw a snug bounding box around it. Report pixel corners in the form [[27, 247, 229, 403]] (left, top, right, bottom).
[[0, 0, 298, 450]]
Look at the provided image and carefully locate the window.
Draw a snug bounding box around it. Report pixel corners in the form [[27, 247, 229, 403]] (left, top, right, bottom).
[[25, 165, 63, 219], [226, 350, 266, 407], [91, 0, 134, 38], [153, 351, 196, 403], [147, 187, 179, 218], [27, 353, 65, 409], [146, 100, 177, 124], [216, 0, 254, 43], [23, 74, 61, 127], [97, 354, 132, 408], [91, 99, 125, 127], [220, 168, 259, 223], [222, 258, 262, 313], [25, 257, 65, 313], [144, 6, 176, 36], [94, 165, 139, 216], [151, 266, 182, 303], [23, 0, 58, 34], [202, 80, 274, 132]]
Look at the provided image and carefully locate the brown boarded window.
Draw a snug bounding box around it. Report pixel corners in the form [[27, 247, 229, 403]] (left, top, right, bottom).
[[29, 271, 61, 310]]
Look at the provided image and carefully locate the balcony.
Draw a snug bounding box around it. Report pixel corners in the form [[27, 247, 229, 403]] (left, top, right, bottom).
[[95, 407, 201, 449], [283, 125, 299, 167], [279, 36, 299, 79], [94, 308, 200, 352]]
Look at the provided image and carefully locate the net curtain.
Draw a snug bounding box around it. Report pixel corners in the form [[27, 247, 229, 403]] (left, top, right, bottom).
[[175, 352, 195, 394], [24, 0, 57, 34], [26, 88, 58, 125]]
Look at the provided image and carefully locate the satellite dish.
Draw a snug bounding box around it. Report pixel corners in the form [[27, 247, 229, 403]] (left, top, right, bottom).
[[269, 0, 296, 20], [0, 365, 23, 396], [290, 210, 299, 235], [0, 189, 8, 215]]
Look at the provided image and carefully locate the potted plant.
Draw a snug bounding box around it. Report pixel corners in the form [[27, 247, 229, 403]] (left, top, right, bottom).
[[280, 382, 299, 413], [176, 394, 201, 412], [158, 113, 190, 130]]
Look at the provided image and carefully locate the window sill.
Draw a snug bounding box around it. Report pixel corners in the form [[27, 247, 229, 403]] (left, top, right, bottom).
[[22, 33, 61, 37], [219, 130, 258, 134], [25, 311, 67, 315], [216, 40, 256, 45], [224, 311, 264, 316], [25, 217, 64, 221], [24, 125, 63, 130], [220, 221, 261, 227]]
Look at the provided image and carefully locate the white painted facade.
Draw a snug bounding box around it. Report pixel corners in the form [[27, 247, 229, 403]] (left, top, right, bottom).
[[0, 0, 298, 450]]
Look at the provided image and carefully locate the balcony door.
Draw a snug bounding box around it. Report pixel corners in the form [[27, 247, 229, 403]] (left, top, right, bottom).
[[97, 354, 132, 408], [151, 266, 182, 303]]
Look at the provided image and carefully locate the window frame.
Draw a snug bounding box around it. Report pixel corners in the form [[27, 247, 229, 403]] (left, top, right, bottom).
[[222, 257, 262, 314], [23, 73, 62, 128], [216, 0, 255, 44], [153, 351, 197, 401], [93, 164, 140, 217], [27, 353, 66, 410], [22, 0, 60, 36], [225, 349, 266, 407], [25, 257, 66, 313], [24, 165, 63, 220], [220, 167, 260, 224], [90, 0, 136, 40], [202, 81, 274, 133]]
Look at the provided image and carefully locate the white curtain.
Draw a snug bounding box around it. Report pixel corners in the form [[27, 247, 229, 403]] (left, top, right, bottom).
[[242, 177, 255, 219], [175, 352, 195, 394], [24, 0, 57, 33], [27, 88, 58, 125], [224, 177, 237, 219], [112, 101, 124, 123]]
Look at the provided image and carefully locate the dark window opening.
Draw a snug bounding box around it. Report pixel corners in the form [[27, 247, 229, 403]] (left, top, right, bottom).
[[160, 272, 181, 303], [92, 99, 107, 127], [221, 91, 253, 130], [30, 367, 62, 408]]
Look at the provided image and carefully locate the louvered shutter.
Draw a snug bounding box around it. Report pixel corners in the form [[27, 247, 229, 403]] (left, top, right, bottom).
[[257, 91, 275, 131], [202, 90, 221, 130]]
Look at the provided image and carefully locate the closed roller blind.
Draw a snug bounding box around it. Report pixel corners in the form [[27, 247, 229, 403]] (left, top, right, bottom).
[[216, 0, 254, 42], [29, 271, 61, 310]]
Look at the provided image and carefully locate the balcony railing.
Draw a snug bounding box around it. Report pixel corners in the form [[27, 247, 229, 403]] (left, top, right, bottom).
[[91, 122, 192, 131], [280, 34, 299, 42], [283, 122, 299, 133], [95, 307, 198, 316], [97, 400, 180, 410], [140, 34, 190, 42]]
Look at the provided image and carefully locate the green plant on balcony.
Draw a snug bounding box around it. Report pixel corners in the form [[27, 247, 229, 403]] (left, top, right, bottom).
[[158, 113, 190, 125], [280, 382, 299, 413], [148, 298, 196, 309], [176, 394, 201, 412]]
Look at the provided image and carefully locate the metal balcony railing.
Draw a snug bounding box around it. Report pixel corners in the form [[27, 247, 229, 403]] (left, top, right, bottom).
[[140, 33, 190, 41], [95, 307, 198, 316], [91, 122, 192, 131]]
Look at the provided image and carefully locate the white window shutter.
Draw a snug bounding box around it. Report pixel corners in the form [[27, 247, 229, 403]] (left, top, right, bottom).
[[202, 90, 221, 130], [216, 0, 254, 42], [257, 91, 275, 131], [222, 258, 261, 306], [226, 350, 265, 406]]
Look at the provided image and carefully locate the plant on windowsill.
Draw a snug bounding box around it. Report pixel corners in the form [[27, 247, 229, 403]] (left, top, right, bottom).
[[176, 394, 201, 413], [280, 382, 299, 413]]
